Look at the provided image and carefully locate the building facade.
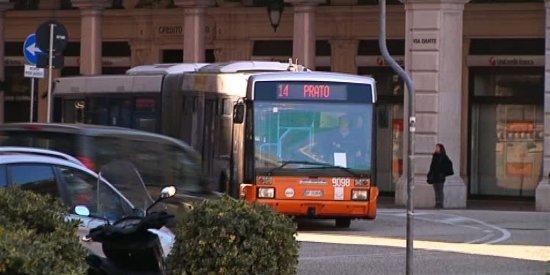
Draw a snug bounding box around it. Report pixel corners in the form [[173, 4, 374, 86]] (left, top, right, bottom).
[[1, 0, 549, 210]]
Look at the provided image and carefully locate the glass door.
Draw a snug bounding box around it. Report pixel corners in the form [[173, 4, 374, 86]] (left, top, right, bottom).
[[375, 104, 403, 192], [470, 69, 543, 197]]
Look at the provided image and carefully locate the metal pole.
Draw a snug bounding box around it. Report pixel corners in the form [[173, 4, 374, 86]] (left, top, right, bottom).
[[378, 0, 416, 274], [46, 23, 54, 123], [30, 77, 34, 122]]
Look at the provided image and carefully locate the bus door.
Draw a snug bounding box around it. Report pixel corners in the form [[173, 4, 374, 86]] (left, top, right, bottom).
[[213, 97, 234, 192], [178, 94, 195, 144], [202, 97, 217, 180]]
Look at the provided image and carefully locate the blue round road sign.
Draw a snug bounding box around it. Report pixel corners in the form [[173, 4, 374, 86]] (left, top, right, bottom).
[[23, 34, 42, 65]]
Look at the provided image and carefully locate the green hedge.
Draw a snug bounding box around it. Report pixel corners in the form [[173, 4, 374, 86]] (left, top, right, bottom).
[[0, 188, 87, 275], [167, 196, 299, 275]]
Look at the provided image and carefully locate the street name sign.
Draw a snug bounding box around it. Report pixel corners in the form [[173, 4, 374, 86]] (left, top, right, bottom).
[[24, 65, 45, 78]]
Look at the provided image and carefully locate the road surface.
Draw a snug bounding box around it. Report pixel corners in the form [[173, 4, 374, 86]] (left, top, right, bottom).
[[297, 209, 550, 275]]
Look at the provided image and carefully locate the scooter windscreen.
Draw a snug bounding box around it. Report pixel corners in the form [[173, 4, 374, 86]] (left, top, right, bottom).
[[98, 160, 154, 217]]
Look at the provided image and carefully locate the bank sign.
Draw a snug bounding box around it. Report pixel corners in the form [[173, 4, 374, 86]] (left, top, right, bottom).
[[157, 25, 182, 36], [467, 55, 544, 67]]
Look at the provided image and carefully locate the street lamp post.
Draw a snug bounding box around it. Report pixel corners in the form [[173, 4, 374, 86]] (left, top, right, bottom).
[[378, 0, 416, 274], [267, 0, 284, 32]]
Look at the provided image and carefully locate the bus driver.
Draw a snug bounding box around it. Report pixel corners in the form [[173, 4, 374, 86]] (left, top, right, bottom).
[[330, 116, 368, 167]]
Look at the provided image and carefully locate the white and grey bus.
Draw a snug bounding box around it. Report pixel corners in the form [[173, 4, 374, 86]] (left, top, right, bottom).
[[53, 61, 379, 224]]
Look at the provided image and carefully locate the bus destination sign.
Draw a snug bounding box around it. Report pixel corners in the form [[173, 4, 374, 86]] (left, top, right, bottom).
[[254, 81, 373, 103], [277, 83, 347, 100]]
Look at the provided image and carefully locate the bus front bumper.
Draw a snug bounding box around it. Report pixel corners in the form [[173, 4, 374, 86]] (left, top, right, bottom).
[[255, 199, 377, 219]]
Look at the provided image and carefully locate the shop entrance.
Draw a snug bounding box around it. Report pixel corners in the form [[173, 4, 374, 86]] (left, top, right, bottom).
[[469, 68, 543, 197], [359, 67, 403, 194]]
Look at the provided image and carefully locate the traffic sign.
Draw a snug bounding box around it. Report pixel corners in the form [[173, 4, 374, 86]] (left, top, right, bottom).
[[24, 65, 45, 78], [36, 20, 69, 52], [23, 34, 41, 65]]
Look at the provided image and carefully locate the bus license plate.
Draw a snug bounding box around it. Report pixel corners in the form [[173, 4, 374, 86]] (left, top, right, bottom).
[[304, 190, 323, 197], [334, 187, 344, 200]]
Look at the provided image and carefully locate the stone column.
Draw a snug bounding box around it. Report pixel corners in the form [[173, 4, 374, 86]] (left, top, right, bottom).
[[285, 0, 324, 69], [330, 39, 357, 74], [37, 70, 60, 123], [0, 1, 12, 124], [397, 0, 469, 208], [174, 0, 214, 63], [72, 0, 109, 75], [131, 12, 155, 66], [537, 0, 550, 212]]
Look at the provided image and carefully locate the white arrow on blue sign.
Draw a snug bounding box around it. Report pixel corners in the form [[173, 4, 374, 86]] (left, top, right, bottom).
[[23, 34, 43, 65]]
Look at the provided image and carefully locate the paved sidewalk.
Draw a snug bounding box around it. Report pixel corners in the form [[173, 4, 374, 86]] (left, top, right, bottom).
[[377, 195, 536, 212]]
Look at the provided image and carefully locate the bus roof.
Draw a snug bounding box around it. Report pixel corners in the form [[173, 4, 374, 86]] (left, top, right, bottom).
[[126, 63, 209, 75], [198, 61, 298, 73], [54, 74, 164, 95], [180, 61, 310, 95], [180, 73, 249, 96]]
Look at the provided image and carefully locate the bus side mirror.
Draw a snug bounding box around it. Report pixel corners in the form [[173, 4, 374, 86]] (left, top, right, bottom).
[[233, 102, 245, 124]]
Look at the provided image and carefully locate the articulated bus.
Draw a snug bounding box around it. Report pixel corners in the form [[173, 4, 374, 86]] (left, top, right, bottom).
[[53, 61, 378, 227], [166, 61, 378, 227]]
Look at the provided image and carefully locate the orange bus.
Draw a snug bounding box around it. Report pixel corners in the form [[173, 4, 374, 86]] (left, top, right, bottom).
[[239, 72, 378, 228]]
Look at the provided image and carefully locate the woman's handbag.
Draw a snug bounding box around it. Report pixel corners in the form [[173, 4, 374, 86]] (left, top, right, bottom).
[[427, 173, 434, 184], [444, 157, 454, 176]]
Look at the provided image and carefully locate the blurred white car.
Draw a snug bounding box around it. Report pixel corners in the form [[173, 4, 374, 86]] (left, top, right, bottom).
[[0, 146, 84, 166], [0, 152, 174, 258]]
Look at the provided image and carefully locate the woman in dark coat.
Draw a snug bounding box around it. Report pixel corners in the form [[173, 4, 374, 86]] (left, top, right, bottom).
[[427, 143, 454, 209]]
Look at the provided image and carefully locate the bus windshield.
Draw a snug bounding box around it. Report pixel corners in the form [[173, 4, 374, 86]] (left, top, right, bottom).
[[254, 101, 373, 173]]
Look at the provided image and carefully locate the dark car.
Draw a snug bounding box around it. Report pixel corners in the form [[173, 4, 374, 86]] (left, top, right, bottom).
[[0, 123, 216, 205]]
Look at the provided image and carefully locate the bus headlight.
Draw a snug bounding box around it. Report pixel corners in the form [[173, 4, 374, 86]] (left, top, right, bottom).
[[258, 187, 275, 199], [352, 189, 369, 201]]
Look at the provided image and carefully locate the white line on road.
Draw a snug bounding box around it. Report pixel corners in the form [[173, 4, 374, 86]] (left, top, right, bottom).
[[467, 232, 496, 244], [450, 215, 511, 244], [377, 210, 511, 244]]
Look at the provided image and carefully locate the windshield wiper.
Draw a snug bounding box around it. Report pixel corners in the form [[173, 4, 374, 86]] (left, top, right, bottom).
[[267, 160, 359, 177]]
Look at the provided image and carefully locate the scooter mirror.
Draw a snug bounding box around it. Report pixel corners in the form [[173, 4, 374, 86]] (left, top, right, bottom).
[[75, 205, 91, 217], [160, 186, 176, 199]]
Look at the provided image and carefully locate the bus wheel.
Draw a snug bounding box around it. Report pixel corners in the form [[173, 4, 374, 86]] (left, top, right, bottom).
[[335, 218, 351, 228]]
